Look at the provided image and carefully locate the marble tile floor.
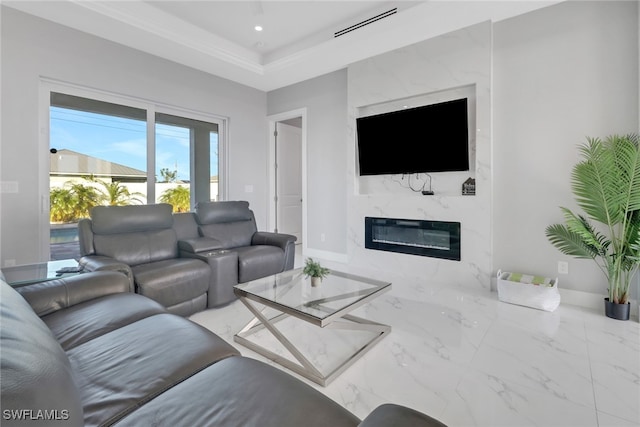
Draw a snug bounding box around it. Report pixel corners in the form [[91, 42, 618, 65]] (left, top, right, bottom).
[[190, 271, 640, 427]]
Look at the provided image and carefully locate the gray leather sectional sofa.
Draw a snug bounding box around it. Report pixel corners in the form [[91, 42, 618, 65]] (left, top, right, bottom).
[[0, 271, 446, 427], [77, 201, 296, 316]]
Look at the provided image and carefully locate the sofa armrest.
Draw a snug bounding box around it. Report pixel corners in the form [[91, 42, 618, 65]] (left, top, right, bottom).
[[359, 404, 447, 427], [78, 255, 134, 291], [16, 271, 131, 317], [252, 232, 297, 270], [178, 237, 224, 254], [252, 231, 297, 251]]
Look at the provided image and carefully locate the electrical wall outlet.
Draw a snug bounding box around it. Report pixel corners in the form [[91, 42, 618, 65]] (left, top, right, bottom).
[[0, 181, 18, 193], [557, 261, 569, 275]]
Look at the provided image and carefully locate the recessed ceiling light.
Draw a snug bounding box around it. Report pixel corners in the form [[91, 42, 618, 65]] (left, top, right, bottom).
[[254, 25, 263, 32]]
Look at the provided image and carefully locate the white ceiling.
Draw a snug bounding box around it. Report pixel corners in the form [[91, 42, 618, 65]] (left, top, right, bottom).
[[4, 1, 561, 91], [147, 1, 408, 61]]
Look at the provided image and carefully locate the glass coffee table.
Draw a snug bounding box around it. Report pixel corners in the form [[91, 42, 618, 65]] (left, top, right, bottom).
[[233, 268, 391, 386], [2, 259, 82, 288]]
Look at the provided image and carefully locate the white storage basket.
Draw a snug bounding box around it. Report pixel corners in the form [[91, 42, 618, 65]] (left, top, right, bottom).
[[497, 270, 560, 312]]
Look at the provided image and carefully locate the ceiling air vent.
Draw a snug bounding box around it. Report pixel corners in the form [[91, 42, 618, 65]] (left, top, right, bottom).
[[334, 8, 397, 38]]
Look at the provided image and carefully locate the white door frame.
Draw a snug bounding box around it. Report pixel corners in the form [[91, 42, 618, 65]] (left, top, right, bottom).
[[267, 108, 307, 250]]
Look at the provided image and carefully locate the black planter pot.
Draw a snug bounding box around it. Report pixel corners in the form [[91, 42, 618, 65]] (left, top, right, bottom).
[[604, 298, 630, 321]]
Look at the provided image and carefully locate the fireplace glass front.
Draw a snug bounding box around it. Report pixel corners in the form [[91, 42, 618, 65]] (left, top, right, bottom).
[[365, 217, 461, 261]]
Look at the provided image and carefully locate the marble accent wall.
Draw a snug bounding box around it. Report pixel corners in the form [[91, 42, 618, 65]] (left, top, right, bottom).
[[346, 22, 492, 291]]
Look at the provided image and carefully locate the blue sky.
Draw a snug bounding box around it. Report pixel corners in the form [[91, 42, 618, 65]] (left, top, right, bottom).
[[50, 107, 218, 181]]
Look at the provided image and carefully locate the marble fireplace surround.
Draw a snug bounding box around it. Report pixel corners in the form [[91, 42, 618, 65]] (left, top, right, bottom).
[[346, 22, 492, 292]]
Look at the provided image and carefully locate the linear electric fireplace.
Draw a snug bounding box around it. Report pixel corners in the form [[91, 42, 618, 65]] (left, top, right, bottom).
[[365, 217, 461, 261]]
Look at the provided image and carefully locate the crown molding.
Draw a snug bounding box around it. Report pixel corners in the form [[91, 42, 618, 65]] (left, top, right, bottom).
[[3, 1, 563, 92]]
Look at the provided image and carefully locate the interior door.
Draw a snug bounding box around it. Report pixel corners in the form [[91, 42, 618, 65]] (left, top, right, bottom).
[[276, 122, 302, 243]]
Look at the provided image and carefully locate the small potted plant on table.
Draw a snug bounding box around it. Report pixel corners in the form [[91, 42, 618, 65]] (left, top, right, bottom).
[[303, 258, 330, 287]]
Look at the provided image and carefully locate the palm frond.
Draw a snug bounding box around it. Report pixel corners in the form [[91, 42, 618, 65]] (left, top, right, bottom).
[[545, 223, 599, 259], [572, 138, 624, 225], [623, 211, 640, 263], [610, 134, 640, 213], [560, 208, 610, 256]]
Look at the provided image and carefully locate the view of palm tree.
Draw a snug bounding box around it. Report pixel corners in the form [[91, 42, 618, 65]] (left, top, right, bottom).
[[50, 187, 81, 223], [50, 176, 145, 223], [159, 168, 178, 183], [93, 179, 145, 206], [159, 185, 190, 212]]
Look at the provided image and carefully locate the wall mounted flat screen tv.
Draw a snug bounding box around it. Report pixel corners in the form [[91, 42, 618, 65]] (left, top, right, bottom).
[[357, 98, 469, 176]]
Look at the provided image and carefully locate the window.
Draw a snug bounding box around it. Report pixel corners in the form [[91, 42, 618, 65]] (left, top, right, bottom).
[[155, 113, 219, 211], [48, 92, 224, 259]]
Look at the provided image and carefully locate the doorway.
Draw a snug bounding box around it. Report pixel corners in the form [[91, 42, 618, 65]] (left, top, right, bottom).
[[268, 109, 306, 249]]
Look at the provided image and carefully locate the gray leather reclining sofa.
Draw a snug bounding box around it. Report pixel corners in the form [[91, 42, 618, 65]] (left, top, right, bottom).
[[0, 271, 446, 427], [175, 200, 297, 306], [77, 201, 296, 316]]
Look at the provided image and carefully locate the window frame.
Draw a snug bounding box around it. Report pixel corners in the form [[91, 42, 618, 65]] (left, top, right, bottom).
[[39, 79, 228, 260]]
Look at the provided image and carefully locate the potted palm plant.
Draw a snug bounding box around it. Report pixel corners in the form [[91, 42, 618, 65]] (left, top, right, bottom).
[[545, 134, 640, 320], [303, 258, 330, 287]]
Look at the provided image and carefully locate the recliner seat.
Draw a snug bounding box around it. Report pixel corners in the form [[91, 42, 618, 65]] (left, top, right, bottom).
[[195, 201, 296, 283], [78, 203, 209, 316], [175, 201, 297, 306]]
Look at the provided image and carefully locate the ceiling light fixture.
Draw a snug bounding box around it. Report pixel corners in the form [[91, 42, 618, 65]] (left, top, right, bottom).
[[254, 25, 263, 32]]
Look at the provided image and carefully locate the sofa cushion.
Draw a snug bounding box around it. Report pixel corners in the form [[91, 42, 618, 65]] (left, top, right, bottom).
[[0, 281, 84, 426], [43, 293, 166, 351], [199, 222, 255, 248], [167, 293, 208, 317], [16, 271, 131, 317], [172, 212, 199, 240], [67, 313, 239, 427], [196, 200, 252, 224], [195, 201, 257, 249], [358, 404, 447, 427], [115, 356, 360, 427], [132, 258, 209, 307], [235, 245, 285, 283], [90, 204, 174, 234], [178, 237, 224, 254], [93, 229, 179, 266]]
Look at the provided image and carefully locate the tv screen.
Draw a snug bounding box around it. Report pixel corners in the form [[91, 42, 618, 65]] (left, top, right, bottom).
[[356, 98, 469, 176]]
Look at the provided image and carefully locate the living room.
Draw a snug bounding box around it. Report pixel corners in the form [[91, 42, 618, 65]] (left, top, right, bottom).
[[1, 1, 639, 426]]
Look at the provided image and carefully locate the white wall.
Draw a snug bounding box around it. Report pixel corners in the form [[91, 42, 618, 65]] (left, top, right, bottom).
[[267, 70, 349, 256], [493, 1, 639, 297], [0, 7, 267, 265]]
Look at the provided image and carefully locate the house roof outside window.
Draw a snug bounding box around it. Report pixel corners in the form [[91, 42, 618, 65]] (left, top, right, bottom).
[[50, 149, 146, 182]]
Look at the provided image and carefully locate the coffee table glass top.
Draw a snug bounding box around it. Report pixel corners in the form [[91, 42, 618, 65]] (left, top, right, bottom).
[[2, 259, 80, 287], [234, 268, 391, 326]]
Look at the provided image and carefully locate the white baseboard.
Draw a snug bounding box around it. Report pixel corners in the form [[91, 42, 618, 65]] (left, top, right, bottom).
[[558, 287, 639, 318], [301, 247, 349, 264]]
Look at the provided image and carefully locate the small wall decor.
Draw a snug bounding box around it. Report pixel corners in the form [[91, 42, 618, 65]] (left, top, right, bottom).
[[462, 177, 476, 195]]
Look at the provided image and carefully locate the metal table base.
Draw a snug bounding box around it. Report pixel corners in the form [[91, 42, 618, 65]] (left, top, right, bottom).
[[234, 296, 391, 387]]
